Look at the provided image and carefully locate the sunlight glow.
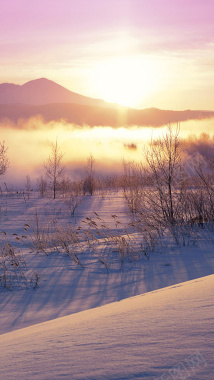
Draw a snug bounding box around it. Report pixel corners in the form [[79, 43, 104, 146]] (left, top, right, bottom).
[[92, 56, 162, 108], [2, 117, 211, 185]]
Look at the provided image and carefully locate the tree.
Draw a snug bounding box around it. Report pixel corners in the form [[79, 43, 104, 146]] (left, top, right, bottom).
[[0, 142, 9, 176], [144, 124, 181, 227], [44, 140, 64, 199], [64, 193, 83, 218], [83, 154, 95, 195], [139, 124, 184, 243], [186, 157, 214, 227], [36, 175, 47, 197], [25, 175, 31, 200], [122, 160, 144, 214]]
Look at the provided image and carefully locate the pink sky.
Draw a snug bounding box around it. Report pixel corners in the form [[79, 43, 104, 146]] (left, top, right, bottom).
[[0, 0, 214, 110]]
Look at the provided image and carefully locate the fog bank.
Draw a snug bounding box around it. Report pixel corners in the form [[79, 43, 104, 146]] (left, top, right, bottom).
[[1, 117, 213, 187]]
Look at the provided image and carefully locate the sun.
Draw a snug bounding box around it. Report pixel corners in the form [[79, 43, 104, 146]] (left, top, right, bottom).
[[92, 56, 159, 108]]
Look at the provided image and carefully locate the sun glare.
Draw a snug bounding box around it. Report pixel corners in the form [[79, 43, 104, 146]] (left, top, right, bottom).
[[93, 56, 160, 108]]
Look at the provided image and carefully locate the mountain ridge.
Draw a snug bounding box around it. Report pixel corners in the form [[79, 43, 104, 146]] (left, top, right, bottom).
[[0, 78, 214, 127], [1, 102, 214, 127], [0, 78, 113, 108]]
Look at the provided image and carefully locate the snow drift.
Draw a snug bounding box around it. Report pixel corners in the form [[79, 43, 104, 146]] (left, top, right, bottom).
[[0, 275, 213, 379]]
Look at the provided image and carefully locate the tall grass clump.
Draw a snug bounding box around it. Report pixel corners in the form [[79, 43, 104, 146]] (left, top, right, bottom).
[[0, 232, 28, 289]]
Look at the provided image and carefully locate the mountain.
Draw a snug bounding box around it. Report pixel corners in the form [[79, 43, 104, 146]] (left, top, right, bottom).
[[0, 102, 214, 127], [0, 78, 109, 107], [0, 78, 214, 127]]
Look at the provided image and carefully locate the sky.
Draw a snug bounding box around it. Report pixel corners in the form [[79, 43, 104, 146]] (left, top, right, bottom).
[[0, 0, 214, 110]]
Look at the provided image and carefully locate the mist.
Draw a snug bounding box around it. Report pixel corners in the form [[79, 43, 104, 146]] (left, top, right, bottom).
[[1, 117, 214, 187]]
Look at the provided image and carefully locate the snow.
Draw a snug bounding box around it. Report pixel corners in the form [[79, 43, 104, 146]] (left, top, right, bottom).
[[0, 275, 213, 379], [0, 191, 214, 379]]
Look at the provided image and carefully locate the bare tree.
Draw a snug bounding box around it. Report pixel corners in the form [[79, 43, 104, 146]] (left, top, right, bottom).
[[36, 175, 47, 197], [0, 142, 9, 176], [83, 154, 95, 195], [44, 140, 64, 199], [136, 124, 185, 244], [186, 159, 214, 228], [143, 125, 181, 221], [59, 176, 72, 197], [122, 160, 144, 214], [25, 175, 31, 200], [64, 193, 83, 218]]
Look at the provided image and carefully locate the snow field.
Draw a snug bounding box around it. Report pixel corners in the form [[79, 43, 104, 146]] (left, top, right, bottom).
[[0, 275, 213, 379], [0, 190, 213, 379]]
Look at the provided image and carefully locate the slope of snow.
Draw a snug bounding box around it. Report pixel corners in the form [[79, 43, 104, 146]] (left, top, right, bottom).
[[0, 275, 213, 379], [0, 192, 214, 336]]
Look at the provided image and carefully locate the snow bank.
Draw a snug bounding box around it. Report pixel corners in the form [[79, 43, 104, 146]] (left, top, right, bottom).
[[0, 275, 213, 379]]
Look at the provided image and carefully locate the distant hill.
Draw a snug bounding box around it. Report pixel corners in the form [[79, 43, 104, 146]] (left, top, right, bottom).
[[0, 78, 214, 127], [0, 78, 110, 107], [0, 102, 214, 128]]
